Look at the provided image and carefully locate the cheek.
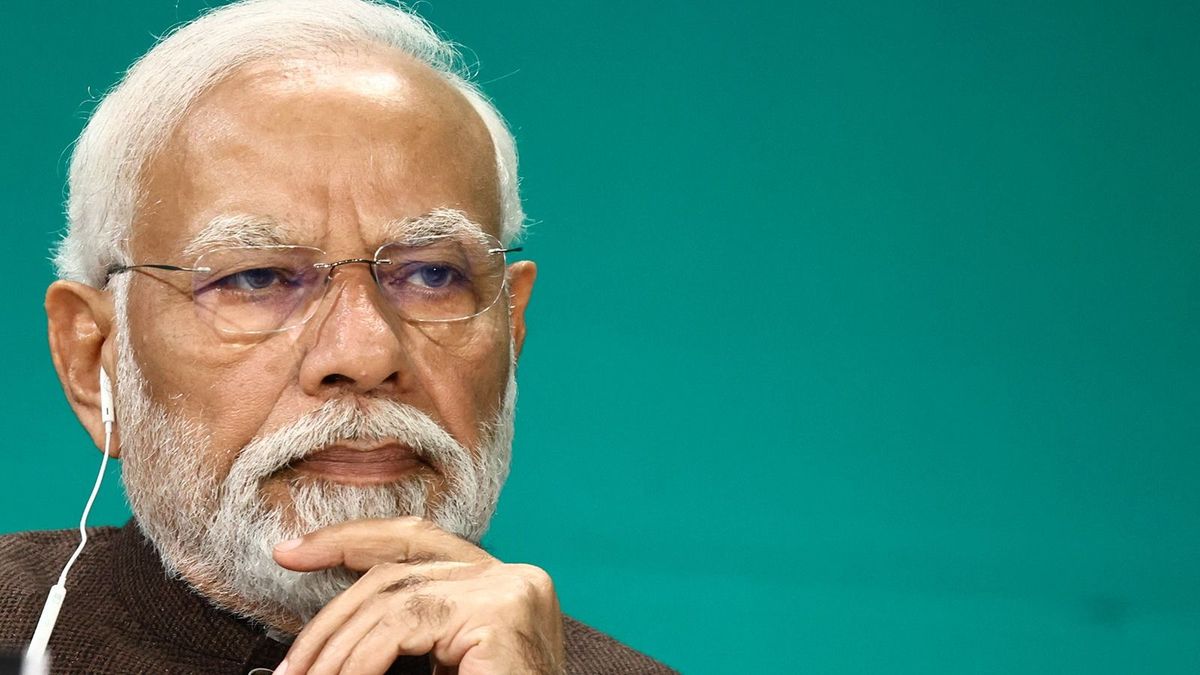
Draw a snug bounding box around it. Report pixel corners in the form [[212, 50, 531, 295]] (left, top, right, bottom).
[[127, 291, 299, 470], [406, 320, 511, 448]]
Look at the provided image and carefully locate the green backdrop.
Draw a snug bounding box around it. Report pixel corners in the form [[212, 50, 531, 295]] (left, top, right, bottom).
[[2, 1, 1198, 673]]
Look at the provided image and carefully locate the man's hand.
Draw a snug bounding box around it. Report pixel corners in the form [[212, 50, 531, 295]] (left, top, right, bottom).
[[271, 517, 565, 675]]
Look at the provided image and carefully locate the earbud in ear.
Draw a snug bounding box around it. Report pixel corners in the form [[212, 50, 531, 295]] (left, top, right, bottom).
[[99, 367, 114, 425]]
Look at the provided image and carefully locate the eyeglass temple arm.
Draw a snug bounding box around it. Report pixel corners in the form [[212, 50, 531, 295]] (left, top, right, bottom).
[[105, 263, 205, 282]]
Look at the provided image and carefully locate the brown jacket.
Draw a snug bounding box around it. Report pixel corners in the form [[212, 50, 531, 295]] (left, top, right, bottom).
[[0, 522, 674, 674]]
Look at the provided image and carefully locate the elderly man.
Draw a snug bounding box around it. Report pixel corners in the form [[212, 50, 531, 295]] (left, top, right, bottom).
[[0, 0, 672, 673]]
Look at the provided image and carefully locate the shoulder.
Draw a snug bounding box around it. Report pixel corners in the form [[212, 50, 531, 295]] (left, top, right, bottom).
[[0, 528, 119, 587], [0, 529, 80, 589], [563, 615, 676, 674], [0, 528, 120, 646]]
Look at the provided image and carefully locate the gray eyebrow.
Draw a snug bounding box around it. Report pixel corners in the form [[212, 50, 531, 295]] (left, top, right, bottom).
[[180, 209, 491, 259], [181, 215, 298, 258], [380, 208, 490, 243]]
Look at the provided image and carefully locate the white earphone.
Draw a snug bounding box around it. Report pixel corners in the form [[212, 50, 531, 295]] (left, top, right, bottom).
[[99, 367, 114, 426], [24, 367, 116, 674]]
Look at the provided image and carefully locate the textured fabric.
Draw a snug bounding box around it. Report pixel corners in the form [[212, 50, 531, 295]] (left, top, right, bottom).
[[0, 522, 674, 674]]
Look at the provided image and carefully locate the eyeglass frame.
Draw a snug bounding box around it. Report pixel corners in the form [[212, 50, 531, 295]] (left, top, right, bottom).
[[103, 238, 524, 334]]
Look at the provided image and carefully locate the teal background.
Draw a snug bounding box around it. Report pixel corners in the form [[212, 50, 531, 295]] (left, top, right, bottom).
[[2, 1, 1198, 672]]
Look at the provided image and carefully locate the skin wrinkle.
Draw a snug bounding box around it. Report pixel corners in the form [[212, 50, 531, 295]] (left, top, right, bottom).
[[381, 575, 431, 594], [517, 628, 559, 674], [399, 552, 453, 564], [404, 593, 452, 627]]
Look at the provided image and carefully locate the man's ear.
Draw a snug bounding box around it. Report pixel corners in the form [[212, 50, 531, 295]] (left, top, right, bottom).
[[46, 281, 121, 457], [507, 261, 536, 361]]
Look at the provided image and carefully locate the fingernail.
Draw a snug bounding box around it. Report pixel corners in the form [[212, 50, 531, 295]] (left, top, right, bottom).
[[275, 538, 303, 552], [274, 660, 289, 675]]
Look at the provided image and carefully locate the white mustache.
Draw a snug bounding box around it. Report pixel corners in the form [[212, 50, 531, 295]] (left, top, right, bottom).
[[232, 397, 468, 480]]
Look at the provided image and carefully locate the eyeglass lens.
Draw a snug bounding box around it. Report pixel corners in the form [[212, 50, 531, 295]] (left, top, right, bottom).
[[190, 234, 509, 334]]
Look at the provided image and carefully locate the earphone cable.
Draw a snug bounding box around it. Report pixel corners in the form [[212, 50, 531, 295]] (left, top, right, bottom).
[[24, 419, 113, 671]]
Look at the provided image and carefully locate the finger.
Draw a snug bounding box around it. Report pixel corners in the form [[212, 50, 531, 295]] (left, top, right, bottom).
[[273, 517, 493, 572], [339, 619, 404, 675], [298, 607, 385, 675], [340, 612, 443, 675], [279, 568, 396, 673]]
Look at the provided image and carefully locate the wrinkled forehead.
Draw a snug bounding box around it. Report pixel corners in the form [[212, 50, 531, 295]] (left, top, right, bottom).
[[133, 48, 502, 262]]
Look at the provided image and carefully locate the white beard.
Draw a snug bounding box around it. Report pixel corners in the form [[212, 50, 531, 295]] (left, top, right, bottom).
[[113, 293, 516, 625]]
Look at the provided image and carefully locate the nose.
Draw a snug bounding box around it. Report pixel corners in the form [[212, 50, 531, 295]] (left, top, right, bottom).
[[296, 265, 413, 396]]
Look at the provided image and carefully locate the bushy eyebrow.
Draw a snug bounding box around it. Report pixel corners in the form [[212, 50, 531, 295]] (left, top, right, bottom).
[[379, 208, 489, 243], [181, 214, 299, 257], [180, 208, 491, 258]]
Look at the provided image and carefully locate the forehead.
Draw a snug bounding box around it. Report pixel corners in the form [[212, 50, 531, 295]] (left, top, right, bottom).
[[134, 48, 501, 258]]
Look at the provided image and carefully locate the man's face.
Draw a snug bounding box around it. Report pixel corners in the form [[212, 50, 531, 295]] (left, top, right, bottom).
[[111, 50, 532, 620]]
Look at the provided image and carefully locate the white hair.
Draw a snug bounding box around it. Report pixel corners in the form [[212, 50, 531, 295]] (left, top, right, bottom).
[[55, 0, 524, 287]]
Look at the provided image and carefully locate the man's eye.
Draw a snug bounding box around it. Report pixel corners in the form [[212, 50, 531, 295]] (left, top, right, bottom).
[[215, 268, 291, 291], [406, 264, 459, 288]]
